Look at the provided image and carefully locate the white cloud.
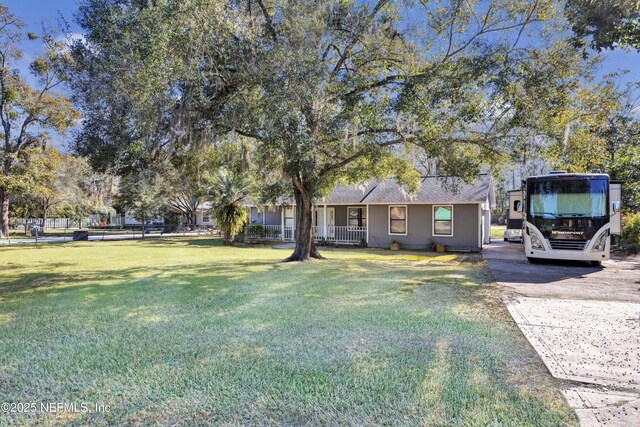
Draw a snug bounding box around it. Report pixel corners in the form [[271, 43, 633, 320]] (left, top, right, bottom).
[[54, 32, 86, 51]]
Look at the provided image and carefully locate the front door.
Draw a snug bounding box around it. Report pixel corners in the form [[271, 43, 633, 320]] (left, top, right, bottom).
[[314, 207, 335, 238], [327, 208, 335, 238], [284, 207, 295, 240]]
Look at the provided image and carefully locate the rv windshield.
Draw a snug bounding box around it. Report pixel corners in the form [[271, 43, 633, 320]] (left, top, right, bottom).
[[528, 178, 608, 218]]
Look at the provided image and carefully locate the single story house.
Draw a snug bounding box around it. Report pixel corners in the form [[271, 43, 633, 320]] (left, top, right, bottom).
[[246, 174, 495, 251], [123, 202, 215, 228]]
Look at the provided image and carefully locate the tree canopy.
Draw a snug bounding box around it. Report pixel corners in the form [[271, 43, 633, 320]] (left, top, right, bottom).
[[68, 0, 631, 259], [565, 0, 640, 51], [0, 5, 79, 237]]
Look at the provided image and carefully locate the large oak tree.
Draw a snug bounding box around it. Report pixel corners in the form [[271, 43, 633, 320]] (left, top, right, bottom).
[[71, 0, 591, 260]]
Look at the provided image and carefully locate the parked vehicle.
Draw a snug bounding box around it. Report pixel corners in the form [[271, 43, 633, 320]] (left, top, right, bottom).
[[504, 189, 523, 242], [516, 172, 621, 265]]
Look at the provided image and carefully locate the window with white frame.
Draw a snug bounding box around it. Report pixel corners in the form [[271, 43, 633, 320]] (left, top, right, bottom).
[[433, 205, 453, 236], [202, 215, 211, 223], [348, 207, 367, 228], [389, 205, 407, 235]]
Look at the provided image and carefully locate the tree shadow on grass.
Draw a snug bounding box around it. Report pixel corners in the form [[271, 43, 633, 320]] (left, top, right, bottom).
[[0, 259, 279, 298], [0, 255, 576, 426]]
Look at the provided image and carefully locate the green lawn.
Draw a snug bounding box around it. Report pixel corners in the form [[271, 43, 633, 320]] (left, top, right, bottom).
[[491, 224, 506, 240], [0, 239, 575, 426]]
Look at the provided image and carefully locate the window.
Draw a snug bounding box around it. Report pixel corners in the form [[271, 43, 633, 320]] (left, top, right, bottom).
[[527, 178, 607, 218], [202, 215, 211, 223], [433, 205, 453, 236], [348, 207, 367, 228], [389, 205, 407, 235], [513, 200, 521, 211]]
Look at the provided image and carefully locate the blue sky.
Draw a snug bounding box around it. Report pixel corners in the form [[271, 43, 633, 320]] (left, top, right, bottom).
[[5, 0, 640, 150]]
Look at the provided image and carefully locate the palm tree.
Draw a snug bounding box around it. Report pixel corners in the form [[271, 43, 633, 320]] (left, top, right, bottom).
[[210, 169, 253, 245]]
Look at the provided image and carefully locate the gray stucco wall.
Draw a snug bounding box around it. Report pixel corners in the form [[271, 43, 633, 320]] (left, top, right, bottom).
[[367, 203, 480, 251]]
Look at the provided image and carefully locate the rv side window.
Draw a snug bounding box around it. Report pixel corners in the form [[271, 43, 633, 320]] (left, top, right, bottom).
[[513, 200, 521, 211]]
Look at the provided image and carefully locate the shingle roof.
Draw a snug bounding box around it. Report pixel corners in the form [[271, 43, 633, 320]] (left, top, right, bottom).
[[320, 182, 378, 204], [362, 174, 493, 204], [244, 174, 494, 207]]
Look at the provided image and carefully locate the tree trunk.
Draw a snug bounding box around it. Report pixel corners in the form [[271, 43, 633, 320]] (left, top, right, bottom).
[[190, 210, 197, 230], [223, 231, 235, 246], [1, 155, 11, 238], [0, 187, 9, 238], [141, 213, 146, 239], [284, 176, 323, 261], [42, 198, 49, 232]]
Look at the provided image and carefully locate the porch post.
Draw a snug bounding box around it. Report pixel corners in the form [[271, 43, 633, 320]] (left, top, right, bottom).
[[281, 208, 285, 241], [323, 205, 327, 239], [312, 205, 315, 240], [366, 204, 369, 244], [262, 206, 265, 225]]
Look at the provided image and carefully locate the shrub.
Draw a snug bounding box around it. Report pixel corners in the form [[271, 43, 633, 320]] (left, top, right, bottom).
[[621, 212, 640, 253], [210, 169, 253, 245], [425, 239, 436, 251], [246, 223, 266, 238], [316, 237, 336, 247]]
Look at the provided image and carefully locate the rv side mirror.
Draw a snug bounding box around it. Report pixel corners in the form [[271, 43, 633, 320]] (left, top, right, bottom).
[[515, 201, 523, 212], [612, 201, 621, 213]]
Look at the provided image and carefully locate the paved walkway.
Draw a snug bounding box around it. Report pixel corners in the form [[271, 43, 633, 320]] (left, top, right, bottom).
[[272, 242, 296, 249], [484, 240, 640, 427]]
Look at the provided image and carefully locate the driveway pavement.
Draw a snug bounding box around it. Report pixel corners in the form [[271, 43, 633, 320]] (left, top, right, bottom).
[[484, 240, 640, 427]]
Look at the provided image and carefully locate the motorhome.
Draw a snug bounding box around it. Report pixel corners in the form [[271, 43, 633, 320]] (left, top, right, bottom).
[[504, 189, 523, 242], [518, 172, 622, 265]]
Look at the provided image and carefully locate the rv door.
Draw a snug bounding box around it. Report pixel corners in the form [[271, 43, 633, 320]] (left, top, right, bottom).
[[609, 182, 622, 235]]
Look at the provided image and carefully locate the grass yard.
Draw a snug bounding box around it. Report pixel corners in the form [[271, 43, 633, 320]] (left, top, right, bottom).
[[0, 239, 575, 426], [491, 224, 506, 240]]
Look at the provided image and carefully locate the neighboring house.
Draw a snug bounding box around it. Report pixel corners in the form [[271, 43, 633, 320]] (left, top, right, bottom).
[[123, 211, 164, 226], [123, 202, 215, 228], [246, 174, 495, 251], [195, 202, 215, 227]]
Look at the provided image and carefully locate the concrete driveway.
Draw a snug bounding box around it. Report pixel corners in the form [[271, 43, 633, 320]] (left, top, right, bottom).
[[484, 240, 640, 427]]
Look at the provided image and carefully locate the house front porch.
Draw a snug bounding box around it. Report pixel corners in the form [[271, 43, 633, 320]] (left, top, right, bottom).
[[245, 204, 368, 245], [244, 224, 367, 244]]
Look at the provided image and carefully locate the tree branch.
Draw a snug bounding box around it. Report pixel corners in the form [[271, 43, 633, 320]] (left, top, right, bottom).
[[256, 0, 277, 41], [318, 137, 410, 179], [330, 0, 389, 78]]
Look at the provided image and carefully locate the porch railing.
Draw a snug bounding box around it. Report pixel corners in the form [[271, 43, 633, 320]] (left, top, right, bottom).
[[314, 226, 366, 244], [283, 226, 295, 241], [244, 224, 367, 244], [245, 224, 283, 240]]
